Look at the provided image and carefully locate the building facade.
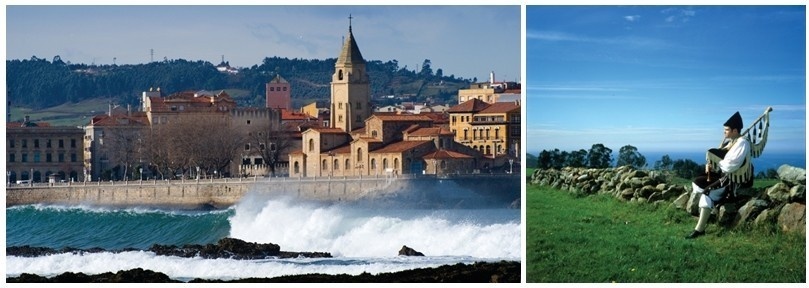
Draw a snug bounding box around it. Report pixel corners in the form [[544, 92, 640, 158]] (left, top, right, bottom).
[[266, 74, 291, 110], [7, 118, 85, 184], [448, 98, 521, 160]]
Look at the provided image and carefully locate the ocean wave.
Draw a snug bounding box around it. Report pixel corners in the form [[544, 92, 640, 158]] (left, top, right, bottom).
[[8, 203, 234, 216], [228, 195, 521, 259]]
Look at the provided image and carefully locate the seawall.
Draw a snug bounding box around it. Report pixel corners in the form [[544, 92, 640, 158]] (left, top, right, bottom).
[[6, 174, 521, 209]]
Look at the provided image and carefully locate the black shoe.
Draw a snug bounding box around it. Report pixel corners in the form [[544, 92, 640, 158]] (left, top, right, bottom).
[[685, 230, 705, 239]]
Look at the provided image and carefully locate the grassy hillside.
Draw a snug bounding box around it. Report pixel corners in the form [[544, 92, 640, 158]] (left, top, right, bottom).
[[8, 98, 113, 127], [526, 184, 805, 282]]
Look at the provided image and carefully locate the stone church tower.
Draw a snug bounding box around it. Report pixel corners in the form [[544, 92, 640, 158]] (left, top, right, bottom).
[[330, 18, 371, 132]]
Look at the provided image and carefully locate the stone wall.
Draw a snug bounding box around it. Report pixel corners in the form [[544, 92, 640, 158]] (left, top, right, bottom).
[[531, 165, 805, 235], [6, 174, 521, 210]]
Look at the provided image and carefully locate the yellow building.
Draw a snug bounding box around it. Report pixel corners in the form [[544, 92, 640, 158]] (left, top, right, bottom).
[[447, 98, 520, 160]]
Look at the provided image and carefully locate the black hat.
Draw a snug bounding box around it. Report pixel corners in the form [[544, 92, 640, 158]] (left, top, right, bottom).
[[724, 111, 743, 130]]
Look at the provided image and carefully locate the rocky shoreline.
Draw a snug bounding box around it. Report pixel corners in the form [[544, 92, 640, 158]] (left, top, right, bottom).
[[6, 261, 520, 283], [7, 237, 519, 282], [7, 238, 332, 260]]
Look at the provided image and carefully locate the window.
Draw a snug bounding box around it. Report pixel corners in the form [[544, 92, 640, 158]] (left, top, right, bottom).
[[71, 139, 76, 148], [22, 139, 27, 148], [34, 139, 39, 148], [46, 153, 52, 162], [338, 69, 343, 80], [394, 158, 399, 170], [247, 120, 251, 125], [46, 139, 52, 148], [338, 115, 343, 123], [495, 128, 500, 139], [451, 116, 456, 124], [270, 87, 275, 92], [255, 158, 263, 165], [357, 148, 362, 161], [383, 158, 388, 170], [322, 160, 327, 170], [71, 153, 77, 162], [356, 116, 362, 123], [283, 87, 287, 91], [338, 103, 343, 109], [9, 153, 15, 162], [356, 102, 362, 109], [308, 139, 315, 152], [259, 143, 265, 151], [22, 153, 28, 162], [59, 139, 64, 148], [9, 139, 14, 148], [334, 159, 339, 170], [58, 153, 64, 162], [294, 162, 300, 174], [371, 159, 376, 170], [243, 158, 251, 165], [245, 143, 251, 151], [371, 130, 378, 138], [34, 152, 41, 162]]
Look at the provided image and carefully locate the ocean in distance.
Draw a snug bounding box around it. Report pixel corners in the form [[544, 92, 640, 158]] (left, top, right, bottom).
[[6, 191, 520, 281], [643, 151, 806, 171]]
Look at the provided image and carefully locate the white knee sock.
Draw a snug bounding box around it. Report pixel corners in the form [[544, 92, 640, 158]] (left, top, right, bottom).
[[695, 207, 711, 232]]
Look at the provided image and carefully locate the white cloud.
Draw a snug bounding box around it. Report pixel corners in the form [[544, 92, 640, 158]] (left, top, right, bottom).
[[624, 15, 641, 22]]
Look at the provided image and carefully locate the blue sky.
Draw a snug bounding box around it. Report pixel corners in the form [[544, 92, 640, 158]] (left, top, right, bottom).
[[527, 6, 806, 156], [4, 5, 520, 84]]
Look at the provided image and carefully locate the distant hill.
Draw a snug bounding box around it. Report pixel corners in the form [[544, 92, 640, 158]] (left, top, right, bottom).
[[7, 56, 472, 110]]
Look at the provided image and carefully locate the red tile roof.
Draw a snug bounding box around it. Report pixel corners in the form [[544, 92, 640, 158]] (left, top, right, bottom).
[[372, 140, 433, 153], [407, 127, 454, 137], [372, 114, 433, 122], [306, 127, 348, 134], [447, 98, 490, 113], [324, 144, 352, 155], [90, 112, 149, 127], [6, 121, 51, 128], [422, 149, 474, 159], [479, 102, 519, 114], [281, 109, 317, 121]]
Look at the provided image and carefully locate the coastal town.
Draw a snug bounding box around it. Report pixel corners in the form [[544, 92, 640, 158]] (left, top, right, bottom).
[[6, 23, 521, 186]]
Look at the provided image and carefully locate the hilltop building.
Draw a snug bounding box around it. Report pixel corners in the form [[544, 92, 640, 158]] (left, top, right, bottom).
[[457, 71, 521, 105]]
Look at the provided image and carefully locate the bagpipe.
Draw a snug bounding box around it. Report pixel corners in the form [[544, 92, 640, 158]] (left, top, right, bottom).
[[704, 107, 773, 191]]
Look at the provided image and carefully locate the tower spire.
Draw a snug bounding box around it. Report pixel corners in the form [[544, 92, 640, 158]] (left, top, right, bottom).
[[349, 14, 353, 32]]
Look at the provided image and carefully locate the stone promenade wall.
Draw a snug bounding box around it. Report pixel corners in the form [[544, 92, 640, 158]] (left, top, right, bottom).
[[6, 174, 521, 209], [531, 165, 805, 235]]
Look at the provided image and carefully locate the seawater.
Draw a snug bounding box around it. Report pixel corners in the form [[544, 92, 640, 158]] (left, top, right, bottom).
[[6, 193, 520, 281]]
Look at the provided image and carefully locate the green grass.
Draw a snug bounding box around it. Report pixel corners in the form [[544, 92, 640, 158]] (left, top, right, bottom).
[[9, 98, 113, 126], [526, 184, 805, 283]]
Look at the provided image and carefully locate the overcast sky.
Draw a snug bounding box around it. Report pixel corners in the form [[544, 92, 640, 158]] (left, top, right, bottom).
[[4, 5, 520, 83], [527, 5, 806, 155]]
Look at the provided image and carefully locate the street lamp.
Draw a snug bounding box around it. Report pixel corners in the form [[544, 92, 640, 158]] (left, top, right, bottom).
[[7, 171, 10, 186], [509, 159, 514, 174], [196, 166, 200, 180], [140, 167, 143, 181]]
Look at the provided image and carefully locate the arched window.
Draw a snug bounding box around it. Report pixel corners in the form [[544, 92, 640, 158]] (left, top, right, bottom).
[[357, 148, 363, 161], [370, 158, 376, 170], [345, 159, 350, 170], [486, 145, 491, 155], [322, 159, 327, 170], [334, 159, 339, 170], [308, 139, 314, 152], [394, 158, 399, 170], [338, 70, 344, 80], [383, 158, 388, 170], [294, 162, 300, 174]]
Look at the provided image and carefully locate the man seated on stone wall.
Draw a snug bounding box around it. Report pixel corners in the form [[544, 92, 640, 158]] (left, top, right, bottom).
[[686, 111, 754, 239]]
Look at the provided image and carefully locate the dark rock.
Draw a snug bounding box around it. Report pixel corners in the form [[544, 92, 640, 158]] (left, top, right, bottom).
[[398, 245, 425, 256], [8, 261, 520, 283]]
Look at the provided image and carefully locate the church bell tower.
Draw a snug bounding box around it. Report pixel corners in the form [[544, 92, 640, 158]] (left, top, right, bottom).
[[330, 15, 371, 132]]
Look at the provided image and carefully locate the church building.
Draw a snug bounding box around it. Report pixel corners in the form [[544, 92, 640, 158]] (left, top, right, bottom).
[[288, 20, 492, 178]]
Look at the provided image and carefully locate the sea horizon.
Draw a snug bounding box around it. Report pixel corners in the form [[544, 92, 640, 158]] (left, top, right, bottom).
[[528, 150, 806, 171]]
